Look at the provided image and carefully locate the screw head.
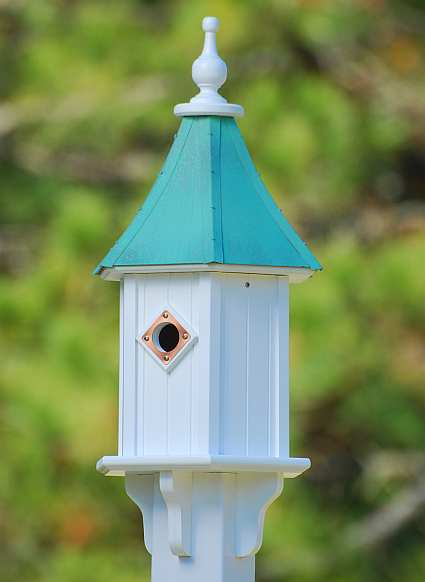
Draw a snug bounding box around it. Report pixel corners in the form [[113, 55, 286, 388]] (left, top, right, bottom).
[[162, 311, 169, 319], [143, 335, 149, 342], [244, 281, 250, 288], [182, 332, 189, 340], [163, 355, 169, 362]]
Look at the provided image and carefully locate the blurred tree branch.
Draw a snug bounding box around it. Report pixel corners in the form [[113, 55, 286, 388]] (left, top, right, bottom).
[[345, 472, 425, 550]]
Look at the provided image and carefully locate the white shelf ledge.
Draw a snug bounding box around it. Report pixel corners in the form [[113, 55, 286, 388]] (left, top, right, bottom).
[[97, 455, 311, 477]]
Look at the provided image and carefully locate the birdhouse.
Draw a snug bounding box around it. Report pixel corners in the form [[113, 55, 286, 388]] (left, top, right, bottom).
[[96, 17, 321, 582]]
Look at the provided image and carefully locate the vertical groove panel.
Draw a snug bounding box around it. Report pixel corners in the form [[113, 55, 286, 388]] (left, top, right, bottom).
[[136, 279, 146, 455], [168, 274, 193, 454], [121, 278, 138, 455], [189, 274, 200, 454], [190, 274, 199, 454], [246, 277, 271, 456], [143, 275, 168, 454], [267, 299, 273, 456], [270, 278, 281, 457], [209, 275, 222, 454], [134, 280, 139, 454], [245, 290, 250, 456], [118, 280, 124, 455], [194, 273, 220, 454], [277, 278, 289, 457], [220, 275, 248, 455]]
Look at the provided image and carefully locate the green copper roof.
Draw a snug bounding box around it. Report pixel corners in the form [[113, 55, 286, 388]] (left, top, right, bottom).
[[95, 116, 321, 274]]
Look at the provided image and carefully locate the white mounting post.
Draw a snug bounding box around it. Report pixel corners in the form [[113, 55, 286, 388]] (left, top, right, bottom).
[[126, 471, 283, 582]]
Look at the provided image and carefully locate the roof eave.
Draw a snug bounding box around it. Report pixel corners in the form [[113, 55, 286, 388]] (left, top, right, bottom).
[[96, 263, 319, 284]]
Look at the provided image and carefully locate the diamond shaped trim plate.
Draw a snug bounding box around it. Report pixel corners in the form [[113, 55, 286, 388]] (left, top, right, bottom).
[[137, 308, 197, 372]]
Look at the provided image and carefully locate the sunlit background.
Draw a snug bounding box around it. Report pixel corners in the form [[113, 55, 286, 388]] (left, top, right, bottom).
[[1, 1, 425, 581]]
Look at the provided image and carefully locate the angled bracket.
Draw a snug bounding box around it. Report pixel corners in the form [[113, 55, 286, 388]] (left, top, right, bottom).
[[125, 474, 155, 555], [125, 471, 283, 564], [235, 472, 284, 557], [159, 471, 193, 557]]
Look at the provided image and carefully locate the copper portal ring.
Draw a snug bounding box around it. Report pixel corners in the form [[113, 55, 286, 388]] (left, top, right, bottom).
[[139, 310, 191, 365]]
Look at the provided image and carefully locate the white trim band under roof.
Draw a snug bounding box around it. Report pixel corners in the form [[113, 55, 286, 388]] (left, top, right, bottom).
[[99, 264, 314, 283]]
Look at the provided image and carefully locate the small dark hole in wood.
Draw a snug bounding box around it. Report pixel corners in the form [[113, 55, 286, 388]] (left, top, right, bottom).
[[158, 323, 180, 352]]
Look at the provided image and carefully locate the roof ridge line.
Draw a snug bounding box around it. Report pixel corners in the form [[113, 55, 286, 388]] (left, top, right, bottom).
[[209, 117, 224, 263]]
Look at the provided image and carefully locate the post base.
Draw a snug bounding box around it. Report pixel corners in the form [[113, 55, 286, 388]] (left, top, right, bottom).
[[126, 471, 283, 582]]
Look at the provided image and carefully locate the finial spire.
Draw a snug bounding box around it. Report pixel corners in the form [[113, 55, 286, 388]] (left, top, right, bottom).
[[174, 16, 244, 118]]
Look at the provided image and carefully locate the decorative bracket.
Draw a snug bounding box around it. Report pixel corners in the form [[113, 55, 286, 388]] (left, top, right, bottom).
[[159, 471, 193, 557], [125, 474, 155, 555], [235, 472, 284, 557], [125, 471, 283, 562]]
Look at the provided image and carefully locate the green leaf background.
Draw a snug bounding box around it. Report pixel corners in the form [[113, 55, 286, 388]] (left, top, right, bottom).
[[1, 1, 424, 580]]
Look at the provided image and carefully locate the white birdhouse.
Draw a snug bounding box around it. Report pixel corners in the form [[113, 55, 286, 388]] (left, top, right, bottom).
[[96, 16, 321, 582]]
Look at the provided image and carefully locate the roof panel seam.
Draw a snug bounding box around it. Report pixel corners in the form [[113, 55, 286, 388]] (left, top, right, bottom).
[[214, 117, 224, 262]]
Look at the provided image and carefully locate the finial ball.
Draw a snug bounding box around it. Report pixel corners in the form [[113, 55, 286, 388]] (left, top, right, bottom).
[[202, 16, 219, 32], [174, 14, 244, 117]]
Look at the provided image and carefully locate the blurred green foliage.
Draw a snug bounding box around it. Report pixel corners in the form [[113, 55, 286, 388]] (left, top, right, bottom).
[[1, 1, 424, 581]]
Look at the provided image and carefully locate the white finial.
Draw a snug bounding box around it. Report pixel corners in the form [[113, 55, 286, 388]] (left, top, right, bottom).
[[174, 16, 244, 118]]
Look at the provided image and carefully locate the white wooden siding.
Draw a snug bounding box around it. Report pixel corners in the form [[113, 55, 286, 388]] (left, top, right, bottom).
[[119, 273, 289, 459], [217, 274, 288, 457]]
